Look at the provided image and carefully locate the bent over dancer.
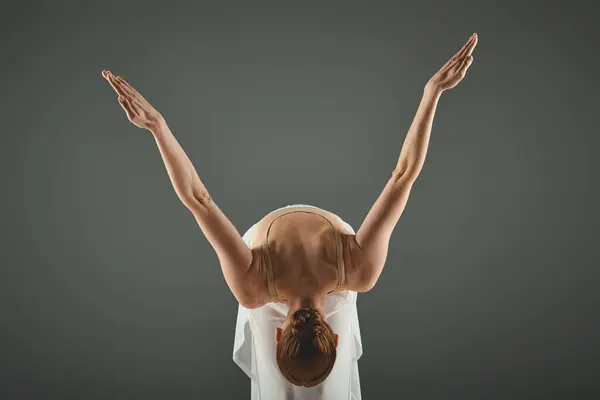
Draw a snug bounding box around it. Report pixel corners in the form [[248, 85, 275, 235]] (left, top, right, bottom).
[[102, 33, 478, 399]]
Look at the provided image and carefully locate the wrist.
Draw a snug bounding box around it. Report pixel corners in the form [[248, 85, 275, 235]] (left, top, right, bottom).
[[149, 118, 169, 137], [424, 81, 444, 98]]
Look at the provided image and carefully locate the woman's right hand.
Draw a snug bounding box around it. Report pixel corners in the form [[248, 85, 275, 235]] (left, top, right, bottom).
[[102, 70, 165, 131]]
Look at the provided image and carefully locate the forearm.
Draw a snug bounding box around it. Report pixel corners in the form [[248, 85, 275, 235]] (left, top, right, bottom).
[[395, 84, 442, 181], [150, 121, 210, 207]]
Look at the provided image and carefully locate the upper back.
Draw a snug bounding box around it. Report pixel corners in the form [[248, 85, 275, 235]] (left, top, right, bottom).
[[248, 205, 358, 303]]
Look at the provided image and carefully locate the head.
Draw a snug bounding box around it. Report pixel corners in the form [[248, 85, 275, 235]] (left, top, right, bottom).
[[275, 308, 339, 387]]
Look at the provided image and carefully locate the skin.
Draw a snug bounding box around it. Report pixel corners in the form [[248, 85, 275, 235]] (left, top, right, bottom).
[[102, 33, 478, 346]]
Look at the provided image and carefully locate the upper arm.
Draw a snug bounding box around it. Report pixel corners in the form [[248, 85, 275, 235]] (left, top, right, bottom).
[[346, 171, 415, 292], [184, 194, 269, 308]]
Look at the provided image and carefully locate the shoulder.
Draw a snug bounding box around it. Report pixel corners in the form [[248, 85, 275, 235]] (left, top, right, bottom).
[[342, 233, 378, 293], [234, 246, 272, 309]]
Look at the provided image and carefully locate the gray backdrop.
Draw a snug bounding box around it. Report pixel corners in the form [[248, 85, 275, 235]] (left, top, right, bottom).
[[1, 0, 598, 399]]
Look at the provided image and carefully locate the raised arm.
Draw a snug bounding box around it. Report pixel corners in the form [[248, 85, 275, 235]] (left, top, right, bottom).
[[102, 70, 267, 308], [348, 33, 478, 292]]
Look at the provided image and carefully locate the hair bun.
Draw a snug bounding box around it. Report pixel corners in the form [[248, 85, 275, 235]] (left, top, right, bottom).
[[291, 308, 320, 336]]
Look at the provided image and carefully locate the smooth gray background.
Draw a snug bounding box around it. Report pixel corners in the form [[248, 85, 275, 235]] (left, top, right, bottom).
[[1, 0, 598, 399]]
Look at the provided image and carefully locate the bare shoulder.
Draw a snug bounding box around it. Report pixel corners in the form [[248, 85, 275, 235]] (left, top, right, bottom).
[[235, 246, 272, 309], [341, 232, 374, 293]]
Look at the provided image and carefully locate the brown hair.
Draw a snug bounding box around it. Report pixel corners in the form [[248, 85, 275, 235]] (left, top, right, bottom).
[[276, 308, 337, 387]]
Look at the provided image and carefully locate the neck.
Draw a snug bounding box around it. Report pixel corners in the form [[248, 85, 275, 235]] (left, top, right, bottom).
[[286, 295, 326, 318]]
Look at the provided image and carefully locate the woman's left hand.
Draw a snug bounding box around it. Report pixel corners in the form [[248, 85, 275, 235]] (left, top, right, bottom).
[[427, 33, 478, 92]]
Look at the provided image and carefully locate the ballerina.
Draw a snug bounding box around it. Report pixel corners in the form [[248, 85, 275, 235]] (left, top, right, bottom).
[[102, 32, 478, 399]]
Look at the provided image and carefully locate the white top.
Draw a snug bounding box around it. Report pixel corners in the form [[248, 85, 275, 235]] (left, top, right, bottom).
[[232, 204, 363, 400]]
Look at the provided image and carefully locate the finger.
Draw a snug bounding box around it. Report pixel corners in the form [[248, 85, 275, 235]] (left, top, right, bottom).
[[439, 35, 474, 72], [111, 74, 149, 108], [453, 55, 473, 75], [115, 76, 137, 95], [102, 69, 114, 80], [118, 96, 137, 120], [454, 38, 477, 65], [105, 71, 129, 93], [128, 98, 145, 115], [102, 70, 113, 82], [114, 77, 138, 99], [116, 76, 149, 104], [463, 55, 474, 72], [449, 35, 475, 62], [116, 82, 146, 109], [446, 33, 479, 72], [107, 73, 128, 97], [116, 75, 136, 91], [465, 34, 478, 57], [129, 96, 148, 114], [452, 34, 476, 61]]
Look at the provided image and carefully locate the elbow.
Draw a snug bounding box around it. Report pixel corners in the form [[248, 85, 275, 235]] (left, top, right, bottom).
[[391, 166, 420, 186], [181, 189, 213, 211], [192, 189, 212, 207], [393, 154, 424, 184]]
